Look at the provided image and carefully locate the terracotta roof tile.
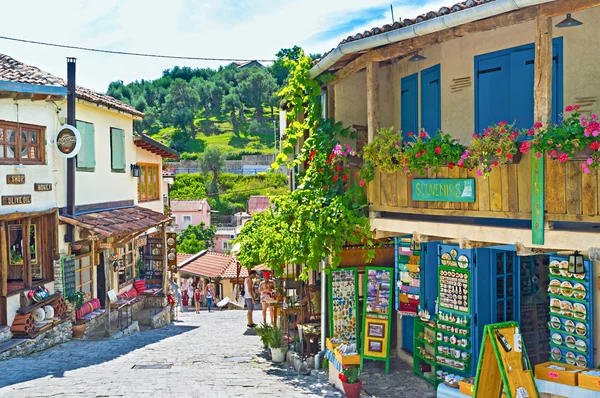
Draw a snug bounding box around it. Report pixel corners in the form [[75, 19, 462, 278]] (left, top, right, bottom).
[[0, 54, 144, 118], [178, 251, 237, 279], [315, 0, 496, 65], [247, 196, 271, 214], [171, 200, 208, 212]]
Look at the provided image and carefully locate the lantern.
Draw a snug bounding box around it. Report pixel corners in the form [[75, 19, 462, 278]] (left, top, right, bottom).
[[568, 251, 585, 275], [131, 164, 141, 177]]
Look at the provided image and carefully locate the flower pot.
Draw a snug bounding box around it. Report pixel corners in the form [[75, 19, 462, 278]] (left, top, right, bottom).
[[571, 147, 595, 161], [72, 324, 86, 339], [270, 347, 287, 363], [342, 380, 363, 398]]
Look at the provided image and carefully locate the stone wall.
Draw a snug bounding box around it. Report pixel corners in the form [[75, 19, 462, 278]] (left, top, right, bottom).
[[150, 306, 171, 329], [0, 327, 12, 345], [0, 321, 72, 361], [82, 298, 147, 338]]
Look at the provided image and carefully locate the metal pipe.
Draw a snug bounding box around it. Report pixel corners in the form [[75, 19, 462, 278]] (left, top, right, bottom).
[[65, 57, 76, 242], [309, 0, 554, 78]]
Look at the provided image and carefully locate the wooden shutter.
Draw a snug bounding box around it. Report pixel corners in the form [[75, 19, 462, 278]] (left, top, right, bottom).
[[110, 128, 125, 170], [76, 121, 96, 169]]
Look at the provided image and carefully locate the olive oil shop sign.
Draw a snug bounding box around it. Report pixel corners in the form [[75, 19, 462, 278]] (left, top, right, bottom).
[[412, 179, 476, 203]]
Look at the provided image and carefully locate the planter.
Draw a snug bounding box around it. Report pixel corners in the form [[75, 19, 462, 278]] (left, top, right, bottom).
[[270, 347, 287, 363], [571, 147, 594, 161], [72, 324, 86, 339], [342, 380, 363, 398]]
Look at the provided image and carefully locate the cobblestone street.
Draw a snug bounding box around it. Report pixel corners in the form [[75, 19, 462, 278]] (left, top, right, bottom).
[[0, 309, 435, 397]]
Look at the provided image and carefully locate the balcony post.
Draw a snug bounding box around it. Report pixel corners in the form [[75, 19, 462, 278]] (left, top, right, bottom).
[[531, 16, 553, 245], [327, 83, 335, 120], [366, 61, 380, 142]]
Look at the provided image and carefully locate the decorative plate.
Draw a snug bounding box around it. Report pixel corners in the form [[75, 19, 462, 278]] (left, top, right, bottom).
[[441, 253, 451, 266], [576, 339, 587, 352], [564, 320, 575, 334], [572, 283, 586, 300], [560, 281, 573, 297], [565, 335, 576, 349], [566, 351, 576, 365], [576, 354, 587, 367], [548, 280, 561, 295], [457, 256, 469, 269], [551, 347, 561, 361], [550, 316, 561, 330], [450, 249, 458, 260], [551, 333, 563, 345], [573, 303, 586, 319], [575, 322, 587, 336]]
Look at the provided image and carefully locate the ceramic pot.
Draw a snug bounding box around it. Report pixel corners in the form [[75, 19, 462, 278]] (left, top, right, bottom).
[[72, 324, 86, 339], [342, 380, 362, 398], [271, 347, 287, 363]]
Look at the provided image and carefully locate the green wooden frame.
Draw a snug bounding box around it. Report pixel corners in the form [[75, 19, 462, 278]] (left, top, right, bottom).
[[360, 266, 393, 374], [328, 267, 359, 345]]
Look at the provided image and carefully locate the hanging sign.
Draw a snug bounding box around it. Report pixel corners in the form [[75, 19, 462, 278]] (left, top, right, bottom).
[[2, 195, 32, 206], [34, 183, 53, 192], [6, 174, 25, 184], [135, 235, 148, 248], [55, 124, 82, 158], [61, 256, 76, 298], [532, 155, 544, 244], [166, 232, 177, 272], [412, 179, 475, 202]]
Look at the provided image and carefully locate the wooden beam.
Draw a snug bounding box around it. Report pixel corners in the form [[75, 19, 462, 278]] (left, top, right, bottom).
[[23, 218, 32, 288], [515, 242, 556, 256], [458, 238, 501, 250], [327, 84, 336, 120], [103, 247, 111, 338], [539, 0, 600, 17], [373, 229, 401, 240], [0, 221, 8, 296], [413, 232, 446, 243], [13, 92, 33, 101], [31, 94, 50, 101], [0, 91, 13, 99], [366, 61, 380, 142], [0, 208, 57, 222], [534, 16, 553, 124]]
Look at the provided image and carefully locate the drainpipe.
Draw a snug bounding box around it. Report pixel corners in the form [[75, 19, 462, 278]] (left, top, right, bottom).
[[65, 57, 76, 242], [315, 258, 327, 370], [309, 0, 555, 78]]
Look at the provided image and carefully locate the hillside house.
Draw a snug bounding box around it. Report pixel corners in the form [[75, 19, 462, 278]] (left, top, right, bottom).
[[170, 199, 211, 231]]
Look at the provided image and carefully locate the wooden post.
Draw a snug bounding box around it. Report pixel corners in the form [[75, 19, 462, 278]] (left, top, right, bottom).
[[23, 218, 32, 288], [0, 221, 7, 297], [366, 61, 380, 142], [532, 16, 553, 245], [103, 247, 111, 338], [327, 84, 336, 120], [162, 224, 169, 300]]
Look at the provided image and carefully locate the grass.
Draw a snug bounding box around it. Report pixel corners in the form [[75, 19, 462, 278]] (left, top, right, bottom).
[[153, 108, 279, 158]]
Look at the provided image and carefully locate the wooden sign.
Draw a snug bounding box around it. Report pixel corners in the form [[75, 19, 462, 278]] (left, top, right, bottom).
[[473, 322, 538, 398], [412, 179, 475, 202], [532, 155, 544, 244], [34, 183, 53, 192], [2, 195, 32, 206], [6, 174, 25, 184], [98, 242, 113, 249], [61, 256, 76, 298], [135, 236, 148, 248]]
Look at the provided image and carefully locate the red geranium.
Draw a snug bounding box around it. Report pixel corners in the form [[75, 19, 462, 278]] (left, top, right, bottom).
[[435, 146, 442, 155], [342, 175, 348, 181], [419, 131, 426, 139], [339, 374, 347, 383], [333, 175, 339, 182], [591, 141, 600, 151]]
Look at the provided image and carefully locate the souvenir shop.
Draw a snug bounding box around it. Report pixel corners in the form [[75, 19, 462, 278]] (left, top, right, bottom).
[[395, 235, 597, 397]]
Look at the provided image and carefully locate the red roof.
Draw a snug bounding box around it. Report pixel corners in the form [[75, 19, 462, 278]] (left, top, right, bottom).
[[178, 251, 238, 279], [247, 196, 271, 214]]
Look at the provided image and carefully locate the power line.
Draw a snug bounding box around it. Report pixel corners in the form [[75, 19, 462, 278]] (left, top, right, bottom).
[[0, 35, 276, 63]]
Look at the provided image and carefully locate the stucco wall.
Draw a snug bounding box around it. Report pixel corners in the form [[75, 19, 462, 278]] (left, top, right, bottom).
[[136, 147, 164, 214], [171, 208, 211, 231], [334, 71, 367, 128], [0, 99, 58, 215]]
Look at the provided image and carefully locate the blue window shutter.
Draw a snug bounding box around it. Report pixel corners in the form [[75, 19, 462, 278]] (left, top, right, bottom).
[[401, 73, 418, 140], [75, 121, 95, 169], [476, 54, 510, 133], [509, 48, 535, 130], [421, 65, 441, 135], [110, 128, 125, 170]]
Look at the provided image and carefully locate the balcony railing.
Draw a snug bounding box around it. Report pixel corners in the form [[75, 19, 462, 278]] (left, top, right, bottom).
[[368, 152, 600, 223]]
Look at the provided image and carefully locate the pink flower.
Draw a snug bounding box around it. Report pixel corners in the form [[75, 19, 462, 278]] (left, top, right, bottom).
[[592, 114, 598, 120], [527, 129, 534, 136], [558, 154, 569, 162], [359, 180, 365, 187], [520, 141, 531, 154], [565, 105, 574, 112], [535, 152, 542, 159], [458, 160, 464, 167], [587, 158, 594, 166], [332, 144, 342, 156], [581, 163, 590, 174], [574, 105, 580, 110], [472, 133, 477, 138], [550, 150, 557, 158], [534, 122, 543, 129], [395, 142, 400, 147], [498, 121, 507, 127], [477, 169, 483, 177], [593, 130, 599, 137]]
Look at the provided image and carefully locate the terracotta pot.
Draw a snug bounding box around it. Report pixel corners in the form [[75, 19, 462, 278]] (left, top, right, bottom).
[[72, 324, 86, 339], [342, 380, 362, 398]]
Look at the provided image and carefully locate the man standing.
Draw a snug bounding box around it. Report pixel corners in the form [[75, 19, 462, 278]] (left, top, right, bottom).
[[245, 270, 257, 328]]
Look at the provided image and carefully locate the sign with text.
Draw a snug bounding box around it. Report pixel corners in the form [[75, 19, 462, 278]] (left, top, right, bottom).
[[2, 195, 32, 206], [412, 179, 475, 202], [34, 183, 53, 192], [6, 174, 25, 184], [55, 125, 82, 158], [61, 256, 76, 298]]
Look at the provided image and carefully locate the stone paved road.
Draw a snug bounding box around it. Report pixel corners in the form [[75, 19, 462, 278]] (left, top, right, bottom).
[[0, 310, 343, 398]]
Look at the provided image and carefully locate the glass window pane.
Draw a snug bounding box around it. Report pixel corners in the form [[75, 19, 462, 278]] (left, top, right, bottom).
[[82, 267, 91, 283], [75, 271, 81, 285], [140, 167, 146, 201], [506, 275, 514, 297], [0, 127, 4, 142], [506, 254, 514, 274], [496, 277, 504, 299], [75, 259, 82, 270], [506, 300, 514, 321], [0, 145, 4, 158], [7, 145, 15, 158], [82, 283, 91, 294], [21, 145, 29, 159], [29, 226, 37, 264], [496, 252, 504, 274], [496, 301, 504, 322], [30, 131, 37, 144], [81, 256, 91, 267], [7, 129, 15, 142]]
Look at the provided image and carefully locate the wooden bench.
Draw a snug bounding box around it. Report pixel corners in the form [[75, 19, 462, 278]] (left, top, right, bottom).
[[74, 298, 104, 326]]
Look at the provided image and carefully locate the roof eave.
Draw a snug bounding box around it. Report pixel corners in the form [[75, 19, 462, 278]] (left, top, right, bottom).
[[0, 80, 67, 97]]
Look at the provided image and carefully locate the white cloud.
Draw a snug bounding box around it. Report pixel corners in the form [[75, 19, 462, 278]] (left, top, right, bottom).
[[0, 0, 449, 91]]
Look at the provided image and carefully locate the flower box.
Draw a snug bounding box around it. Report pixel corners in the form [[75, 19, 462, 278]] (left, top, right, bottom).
[[534, 361, 587, 386], [334, 349, 361, 366]]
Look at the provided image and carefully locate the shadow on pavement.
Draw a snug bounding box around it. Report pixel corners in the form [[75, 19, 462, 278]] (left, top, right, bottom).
[[0, 324, 198, 389]]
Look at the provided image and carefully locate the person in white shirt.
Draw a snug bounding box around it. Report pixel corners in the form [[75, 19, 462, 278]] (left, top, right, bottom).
[[245, 270, 257, 328]]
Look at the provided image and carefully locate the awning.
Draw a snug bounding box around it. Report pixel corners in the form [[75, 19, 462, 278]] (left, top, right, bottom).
[[59, 206, 170, 238], [135, 134, 179, 159]]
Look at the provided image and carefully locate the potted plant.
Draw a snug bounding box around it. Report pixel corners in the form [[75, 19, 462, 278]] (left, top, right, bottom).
[[68, 291, 86, 338], [362, 127, 405, 173], [462, 121, 524, 178], [254, 322, 273, 349], [268, 326, 287, 363], [338, 367, 361, 398]]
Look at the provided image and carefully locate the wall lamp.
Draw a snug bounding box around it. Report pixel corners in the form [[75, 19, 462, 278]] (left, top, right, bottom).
[[131, 164, 141, 178]]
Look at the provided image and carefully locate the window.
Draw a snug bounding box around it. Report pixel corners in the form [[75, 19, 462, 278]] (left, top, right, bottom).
[[75, 120, 96, 169], [222, 240, 230, 251], [110, 128, 125, 171], [118, 242, 135, 287], [74, 253, 93, 295], [171, 215, 177, 229], [182, 215, 192, 229], [0, 120, 45, 164], [138, 164, 160, 201]]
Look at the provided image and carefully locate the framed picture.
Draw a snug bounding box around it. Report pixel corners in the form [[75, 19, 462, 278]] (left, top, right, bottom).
[[368, 322, 385, 338], [368, 339, 383, 352]]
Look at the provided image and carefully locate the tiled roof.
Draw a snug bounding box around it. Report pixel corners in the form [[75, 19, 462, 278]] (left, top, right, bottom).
[[171, 200, 208, 212], [0, 54, 144, 118], [178, 251, 237, 278], [135, 134, 179, 159], [59, 206, 170, 237], [247, 196, 271, 214], [317, 0, 496, 63]]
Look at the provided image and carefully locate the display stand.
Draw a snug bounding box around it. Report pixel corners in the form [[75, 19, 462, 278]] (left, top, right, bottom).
[[361, 266, 393, 374], [413, 317, 438, 386], [329, 268, 359, 344], [473, 321, 538, 398]]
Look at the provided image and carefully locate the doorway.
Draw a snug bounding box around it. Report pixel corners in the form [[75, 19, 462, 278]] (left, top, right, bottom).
[[97, 252, 106, 307]]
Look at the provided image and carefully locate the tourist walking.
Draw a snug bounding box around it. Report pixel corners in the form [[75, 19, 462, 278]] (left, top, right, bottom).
[[245, 270, 257, 328], [258, 271, 275, 325], [194, 288, 201, 314], [205, 281, 215, 313]]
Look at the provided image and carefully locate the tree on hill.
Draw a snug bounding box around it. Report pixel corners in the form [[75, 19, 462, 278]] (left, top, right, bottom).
[[200, 146, 226, 195], [164, 79, 200, 139], [237, 67, 278, 120], [177, 222, 216, 254], [222, 90, 244, 130]]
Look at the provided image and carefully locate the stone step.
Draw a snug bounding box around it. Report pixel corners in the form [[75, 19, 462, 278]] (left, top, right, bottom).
[[0, 338, 26, 355], [0, 327, 11, 345]]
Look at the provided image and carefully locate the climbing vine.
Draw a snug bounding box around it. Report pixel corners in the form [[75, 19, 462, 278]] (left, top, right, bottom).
[[235, 50, 374, 279]]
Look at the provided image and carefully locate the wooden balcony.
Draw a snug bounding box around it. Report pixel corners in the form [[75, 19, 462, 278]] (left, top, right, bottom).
[[368, 152, 600, 223]]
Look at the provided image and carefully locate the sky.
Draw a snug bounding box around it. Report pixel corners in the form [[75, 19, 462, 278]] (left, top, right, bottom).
[[0, 0, 448, 92]]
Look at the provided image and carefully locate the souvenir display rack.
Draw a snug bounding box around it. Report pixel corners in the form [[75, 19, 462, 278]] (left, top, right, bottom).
[[436, 245, 474, 377], [413, 317, 438, 386], [547, 256, 593, 369], [328, 268, 359, 344], [395, 247, 421, 316]]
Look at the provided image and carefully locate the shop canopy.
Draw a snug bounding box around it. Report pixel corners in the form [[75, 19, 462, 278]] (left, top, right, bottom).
[[59, 206, 170, 238]]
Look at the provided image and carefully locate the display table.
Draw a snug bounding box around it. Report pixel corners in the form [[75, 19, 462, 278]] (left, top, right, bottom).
[[437, 378, 599, 398]]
